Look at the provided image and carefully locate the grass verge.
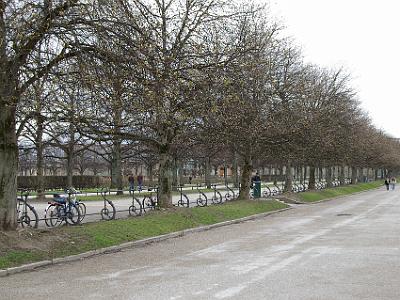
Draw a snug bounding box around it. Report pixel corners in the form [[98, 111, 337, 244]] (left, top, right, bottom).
[[297, 181, 383, 203], [0, 199, 287, 270]]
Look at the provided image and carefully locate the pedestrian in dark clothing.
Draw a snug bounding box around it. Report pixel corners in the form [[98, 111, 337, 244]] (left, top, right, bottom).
[[137, 174, 143, 191], [251, 172, 261, 188], [384, 178, 390, 191], [128, 174, 135, 194]]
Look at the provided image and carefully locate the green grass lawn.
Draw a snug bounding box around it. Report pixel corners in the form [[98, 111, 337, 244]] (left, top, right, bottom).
[[298, 181, 383, 203], [0, 199, 288, 269]]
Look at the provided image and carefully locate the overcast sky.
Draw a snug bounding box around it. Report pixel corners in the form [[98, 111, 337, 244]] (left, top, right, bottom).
[[267, 0, 400, 137]]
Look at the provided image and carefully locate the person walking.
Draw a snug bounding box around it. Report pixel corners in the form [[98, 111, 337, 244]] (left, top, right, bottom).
[[128, 174, 135, 194], [384, 178, 390, 191], [137, 174, 143, 192], [390, 177, 396, 190]]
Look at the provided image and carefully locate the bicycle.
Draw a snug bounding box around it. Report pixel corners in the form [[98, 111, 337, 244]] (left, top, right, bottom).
[[224, 184, 236, 201], [128, 189, 143, 216], [196, 185, 208, 207], [262, 185, 272, 197], [44, 193, 81, 227], [271, 183, 282, 196], [142, 187, 158, 212], [100, 188, 116, 220], [16, 189, 39, 228], [64, 188, 86, 222], [176, 186, 190, 208], [210, 184, 222, 204]]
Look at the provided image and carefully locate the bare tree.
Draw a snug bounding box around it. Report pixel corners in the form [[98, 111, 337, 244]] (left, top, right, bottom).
[[0, 0, 93, 229]]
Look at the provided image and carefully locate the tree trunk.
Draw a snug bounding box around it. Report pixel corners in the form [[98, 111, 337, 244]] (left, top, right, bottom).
[[308, 166, 316, 189], [232, 152, 239, 188], [298, 166, 303, 183], [0, 104, 18, 230], [35, 104, 45, 200], [284, 159, 293, 192], [339, 164, 345, 185], [319, 167, 323, 181], [111, 140, 123, 194], [158, 146, 173, 208], [65, 119, 75, 189], [178, 160, 183, 187], [238, 154, 252, 200], [351, 166, 357, 184], [223, 161, 228, 186], [66, 151, 73, 189], [172, 157, 178, 190], [147, 163, 154, 185], [326, 166, 333, 188], [36, 138, 45, 200], [357, 168, 362, 182], [205, 156, 211, 189]]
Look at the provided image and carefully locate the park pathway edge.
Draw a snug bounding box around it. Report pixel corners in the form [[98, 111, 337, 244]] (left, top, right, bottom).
[[0, 207, 292, 278]]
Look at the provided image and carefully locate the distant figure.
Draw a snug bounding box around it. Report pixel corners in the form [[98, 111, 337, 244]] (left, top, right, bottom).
[[384, 178, 390, 191], [137, 174, 143, 191], [251, 172, 261, 188], [390, 177, 396, 190], [128, 174, 135, 194], [189, 176, 192, 184]]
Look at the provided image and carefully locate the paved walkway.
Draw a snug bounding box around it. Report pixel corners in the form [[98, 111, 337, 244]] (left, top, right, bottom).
[[3, 186, 399, 299]]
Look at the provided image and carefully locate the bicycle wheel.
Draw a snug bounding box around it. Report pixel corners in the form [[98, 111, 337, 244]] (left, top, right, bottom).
[[142, 196, 155, 212], [45, 204, 63, 227], [177, 194, 189, 207], [77, 201, 86, 222], [196, 195, 207, 207], [211, 191, 222, 204], [225, 191, 232, 201], [177, 198, 184, 207], [129, 198, 142, 216], [101, 200, 116, 220], [17, 200, 39, 228], [65, 203, 81, 225]]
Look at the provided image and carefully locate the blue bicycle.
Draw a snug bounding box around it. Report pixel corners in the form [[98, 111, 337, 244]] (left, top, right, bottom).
[[44, 193, 81, 227]]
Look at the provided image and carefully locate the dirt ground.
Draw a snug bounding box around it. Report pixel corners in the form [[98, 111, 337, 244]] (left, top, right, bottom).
[[0, 228, 69, 256]]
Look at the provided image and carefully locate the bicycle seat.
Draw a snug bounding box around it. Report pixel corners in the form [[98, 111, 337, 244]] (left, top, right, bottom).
[[53, 195, 67, 203]]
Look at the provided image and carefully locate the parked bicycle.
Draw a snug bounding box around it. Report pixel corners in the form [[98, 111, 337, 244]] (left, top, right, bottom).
[[64, 188, 86, 222], [271, 183, 283, 196], [211, 184, 222, 204], [316, 181, 327, 189], [45, 192, 81, 227], [100, 189, 116, 220], [16, 189, 39, 228], [262, 186, 272, 198], [176, 186, 190, 208], [142, 187, 158, 212], [196, 185, 208, 207], [224, 184, 236, 201], [128, 189, 143, 216]]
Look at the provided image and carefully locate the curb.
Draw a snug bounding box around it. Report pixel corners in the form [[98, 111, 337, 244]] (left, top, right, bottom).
[[0, 207, 292, 278]]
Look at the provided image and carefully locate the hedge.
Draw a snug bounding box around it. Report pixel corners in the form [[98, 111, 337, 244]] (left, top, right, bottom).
[[17, 176, 111, 190]]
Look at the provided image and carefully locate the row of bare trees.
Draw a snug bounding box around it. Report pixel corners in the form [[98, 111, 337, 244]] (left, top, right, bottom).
[[1, 0, 399, 230]]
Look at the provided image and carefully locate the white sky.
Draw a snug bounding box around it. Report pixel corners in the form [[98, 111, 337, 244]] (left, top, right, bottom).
[[267, 0, 400, 137]]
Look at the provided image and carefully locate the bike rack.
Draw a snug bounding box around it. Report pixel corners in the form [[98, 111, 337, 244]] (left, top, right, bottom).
[[17, 184, 243, 228]]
